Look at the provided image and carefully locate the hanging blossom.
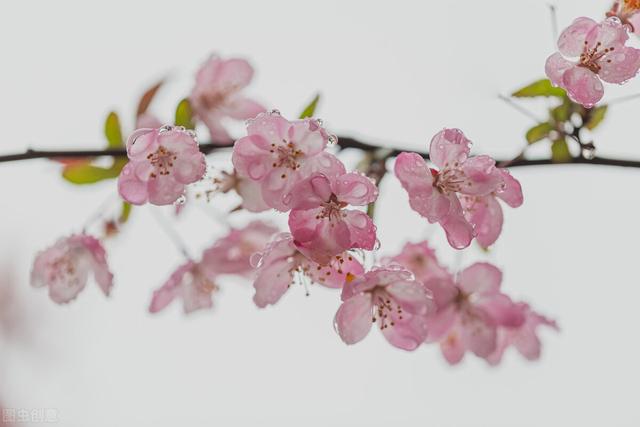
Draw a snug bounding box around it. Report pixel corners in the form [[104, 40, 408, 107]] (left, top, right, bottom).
[[31, 234, 113, 304], [118, 126, 206, 206], [288, 171, 378, 265], [251, 233, 364, 308], [423, 263, 531, 365], [190, 55, 265, 143], [395, 128, 506, 249], [232, 111, 345, 212], [149, 261, 218, 314], [201, 220, 278, 277], [461, 169, 523, 248], [334, 265, 435, 351], [608, 0, 640, 33], [487, 303, 559, 365], [384, 241, 451, 284], [545, 16, 640, 107]]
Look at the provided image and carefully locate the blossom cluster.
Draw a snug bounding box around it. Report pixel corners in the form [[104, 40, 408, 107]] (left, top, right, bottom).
[[546, 11, 640, 107], [30, 41, 567, 368]]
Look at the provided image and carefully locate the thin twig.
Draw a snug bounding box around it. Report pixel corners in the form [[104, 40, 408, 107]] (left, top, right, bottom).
[[148, 208, 192, 259], [498, 94, 545, 123]]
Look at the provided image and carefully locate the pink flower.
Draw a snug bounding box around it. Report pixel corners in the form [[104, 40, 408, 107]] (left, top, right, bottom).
[[461, 169, 523, 248], [149, 261, 218, 314], [201, 220, 278, 277], [334, 265, 435, 351], [252, 233, 364, 308], [608, 0, 640, 33], [135, 113, 163, 130], [232, 111, 345, 212], [545, 17, 640, 107], [394, 128, 505, 249], [31, 234, 113, 304], [118, 125, 206, 206], [190, 55, 265, 142], [384, 240, 451, 285], [288, 171, 378, 265], [487, 303, 558, 365], [424, 263, 525, 364]]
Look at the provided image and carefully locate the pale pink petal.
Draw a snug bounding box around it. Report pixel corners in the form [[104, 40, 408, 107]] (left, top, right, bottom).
[[232, 134, 272, 180], [334, 293, 373, 345], [223, 96, 265, 120], [557, 17, 598, 57], [562, 66, 604, 108], [495, 169, 523, 208], [395, 152, 451, 222], [136, 113, 163, 130], [211, 58, 254, 89], [246, 112, 292, 145], [181, 281, 215, 314], [302, 152, 347, 178], [149, 262, 193, 313], [202, 112, 233, 143], [118, 163, 149, 205], [386, 280, 433, 316], [545, 52, 575, 88], [308, 255, 364, 289], [458, 262, 502, 296], [464, 195, 503, 249], [342, 210, 377, 251], [386, 241, 452, 285], [290, 210, 352, 265], [236, 177, 270, 212], [460, 310, 497, 358], [260, 167, 301, 211], [172, 152, 206, 185], [599, 46, 640, 84], [429, 128, 471, 169], [253, 259, 293, 308], [440, 328, 465, 365], [585, 16, 629, 50], [460, 155, 504, 196], [381, 312, 429, 351], [426, 306, 457, 342], [126, 128, 158, 161], [479, 294, 526, 328], [288, 119, 327, 156], [422, 277, 458, 309], [439, 196, 475, 249], [147, 175, 185, 206], [78, 235, 113, 296], [289, 173, 332, 210], [335, 173, 379, 206]]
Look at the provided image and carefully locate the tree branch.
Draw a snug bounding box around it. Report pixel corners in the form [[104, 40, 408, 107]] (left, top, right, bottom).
[[1, 136, 640, 168]]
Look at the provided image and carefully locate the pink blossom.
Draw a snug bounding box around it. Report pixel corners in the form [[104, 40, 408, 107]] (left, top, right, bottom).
[[201, 220, 278, 277], [487, 303, 558, 365], [545, 17, 640, 107], [288, 171, 378, 265], [334, 265, 435, 351], [461, 169, 523, 248], [394, 129, 505, 249], [252, 233, 364, 308], [31, 234, 113, 304], [232, 111, 345, 211], [608, 0, 640, 33], [190, 55, 265, 142], [135, 113, 163, 130], [118, 126, 206, 206], [149, 261, 218, 314], [384, 241, 451, 285], [424, 262, 525, 364]]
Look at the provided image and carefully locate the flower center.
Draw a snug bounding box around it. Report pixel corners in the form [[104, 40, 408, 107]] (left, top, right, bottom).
[[270, 140, 304, 175], [197, 85, 236, 111], [147, 146, 177, 178], [372, 290, 403, 330], [317, 194, 348, 222], [433, 166, 467, 194], [579, 41, 615, 74]]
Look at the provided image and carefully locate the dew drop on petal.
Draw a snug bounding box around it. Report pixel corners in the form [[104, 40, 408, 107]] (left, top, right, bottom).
[[174, 194, 187, 206], [328, 134, 338, 145], [268, 109, 281, 116]]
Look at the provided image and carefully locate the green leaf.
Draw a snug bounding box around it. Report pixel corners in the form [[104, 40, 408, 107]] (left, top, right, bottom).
[[104, 112, 123, 148], [118, 202, 132, 224], [551, 138, 572, 163], [62, 163, 121, 184], [136, 80, 164, 117], [298, 94, 320, 119], [512, 79, 566, 98], [175, 98, 195, 130], [550, 98, 572, 123], [584, 105, 608, 130], [526, 122, 554, 144]]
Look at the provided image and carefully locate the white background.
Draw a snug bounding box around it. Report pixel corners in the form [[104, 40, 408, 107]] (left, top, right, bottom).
[[0, 0, 638, 426]]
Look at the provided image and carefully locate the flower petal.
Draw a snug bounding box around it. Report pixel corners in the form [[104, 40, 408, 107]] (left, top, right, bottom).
[[558, 17, 598, 57], [429, 128, 471, 170], [334, 293, 373, 345], [253, 259, 293, 308], [458, 262, 502, 296], [562, 66, 604, 108], [335, 173, 379, 206], [463, 195, 503, 249]]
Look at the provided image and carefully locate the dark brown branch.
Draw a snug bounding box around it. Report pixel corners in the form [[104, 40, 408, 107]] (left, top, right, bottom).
[[1, 136, 640, 168]]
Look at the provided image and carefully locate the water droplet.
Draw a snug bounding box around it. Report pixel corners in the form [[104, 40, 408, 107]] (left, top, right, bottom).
[[328, 134, 338, 145], [582, 146, 596, 159], [268, 109, 281, 116], [186, 129, 197, 138], [250, 252, 264, 268], [174, 194, 187, 206], [373, 238, 381, 251], [315, 118, 324, 126], [160, 124, 174, 132], [175, 125, 186, 132]]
